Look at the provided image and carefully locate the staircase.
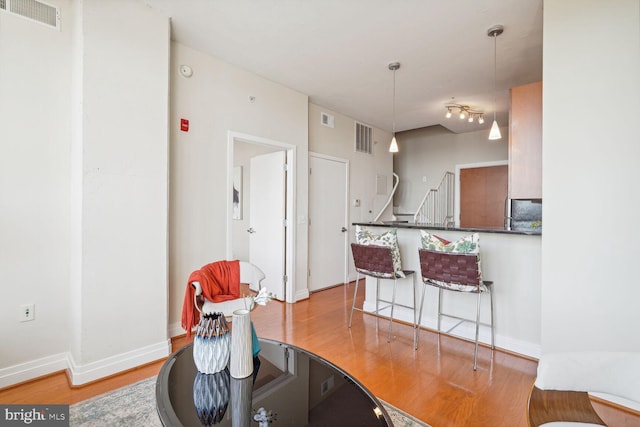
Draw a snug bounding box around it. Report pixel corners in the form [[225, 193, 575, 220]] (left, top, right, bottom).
[[413, 172, 455, 226]]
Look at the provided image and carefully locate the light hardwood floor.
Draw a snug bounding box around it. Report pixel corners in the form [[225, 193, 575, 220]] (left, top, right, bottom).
[[1, 282, 638, 426]]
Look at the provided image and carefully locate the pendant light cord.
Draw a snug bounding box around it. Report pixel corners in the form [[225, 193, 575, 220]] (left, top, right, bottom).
[[493, 33, 497, 122], [392, 68, 396, 134], [387, 62, 400, 151], [487, 25, 503, 140]]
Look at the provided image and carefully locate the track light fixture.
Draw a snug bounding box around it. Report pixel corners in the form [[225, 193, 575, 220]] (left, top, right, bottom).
[[444, 103, 485, 126]]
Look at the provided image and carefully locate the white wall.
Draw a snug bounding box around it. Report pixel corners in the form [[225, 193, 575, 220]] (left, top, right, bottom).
[[0, 0, 73, 370], [542, 0, 640, 352], [169, 43, 309, 331], [393, 126, 508, 214], [308, 103, 393, 279], [69, 0, 170, 377], [0, 0, 170, 387], [309, 104, 394, 223]]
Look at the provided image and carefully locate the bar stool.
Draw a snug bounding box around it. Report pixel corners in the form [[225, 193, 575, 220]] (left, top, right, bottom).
[[349, 243, 417, 346], [416, 234, 494, 370]]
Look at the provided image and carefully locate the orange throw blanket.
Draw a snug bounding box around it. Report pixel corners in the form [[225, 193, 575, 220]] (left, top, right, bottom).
[[181, 260, 240, 339]]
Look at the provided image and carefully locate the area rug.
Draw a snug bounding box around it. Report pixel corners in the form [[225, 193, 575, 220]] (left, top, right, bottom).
[[70, 376, 429, 427]]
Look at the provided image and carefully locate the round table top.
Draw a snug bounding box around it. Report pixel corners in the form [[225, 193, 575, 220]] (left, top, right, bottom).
[[156, 338, 391, 426]]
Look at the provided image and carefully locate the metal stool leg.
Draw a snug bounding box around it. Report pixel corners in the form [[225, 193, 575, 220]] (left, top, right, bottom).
[[473, 291, 482, 371], [415, 279, 427, 350], [349, 273, 361, 328], [412, 274, 420, 350], [375, 278, 380, 329], [489, 286, 495, 350], [437, 288, 443, 333], [387, 277, 398, 342]]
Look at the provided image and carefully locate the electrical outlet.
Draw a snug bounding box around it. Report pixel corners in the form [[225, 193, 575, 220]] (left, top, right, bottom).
[[19, 304, 35, 322]]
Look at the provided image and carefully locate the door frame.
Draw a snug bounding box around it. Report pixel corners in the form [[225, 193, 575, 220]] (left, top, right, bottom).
[[454, 160, 508, 228], [308, 152, 350, 289], [226, 131, 296, 303]]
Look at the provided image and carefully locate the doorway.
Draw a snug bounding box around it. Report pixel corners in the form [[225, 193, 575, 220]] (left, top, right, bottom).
[[249, 151, 286, 300], [455, 161, 508, 229], [308, 153, 349, 292], [226, 131, 295, 303]]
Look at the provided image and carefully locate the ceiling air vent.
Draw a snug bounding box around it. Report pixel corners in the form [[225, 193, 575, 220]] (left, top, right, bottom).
[[1, 0, 60, 30], [355, 122, 373, 154]]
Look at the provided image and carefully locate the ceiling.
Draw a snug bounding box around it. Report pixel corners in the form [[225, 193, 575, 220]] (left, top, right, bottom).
[[142, 0, 543, 135]]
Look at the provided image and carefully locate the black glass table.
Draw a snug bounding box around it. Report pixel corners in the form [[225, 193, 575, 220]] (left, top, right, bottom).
[[156, 338, 391, 426]]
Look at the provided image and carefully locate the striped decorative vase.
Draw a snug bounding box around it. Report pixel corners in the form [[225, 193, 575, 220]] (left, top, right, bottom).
[[230, 375, 253, 427], [230, 309, 253, 379], [193, 312, 231, 374]]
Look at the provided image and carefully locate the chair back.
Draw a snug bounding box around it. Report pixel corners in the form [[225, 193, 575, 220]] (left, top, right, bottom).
[[418, 249, 480, 288], [239, 261, 265, 291], [351, 243, 395, 277]]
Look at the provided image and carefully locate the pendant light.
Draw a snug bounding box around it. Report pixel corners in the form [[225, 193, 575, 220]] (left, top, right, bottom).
[[488, 25, 504, 140], [388, 62, 400, 152]]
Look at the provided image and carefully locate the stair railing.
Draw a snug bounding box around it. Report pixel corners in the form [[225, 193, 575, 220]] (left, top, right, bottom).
[[373, 173, 399, 222], [413, 172, 454, 226]]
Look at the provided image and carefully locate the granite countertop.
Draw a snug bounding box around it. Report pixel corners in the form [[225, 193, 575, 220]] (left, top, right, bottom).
[[352, 221, 542, 236]]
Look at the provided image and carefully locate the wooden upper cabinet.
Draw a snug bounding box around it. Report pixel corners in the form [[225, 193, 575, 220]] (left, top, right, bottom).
[[509, 81, 542, 199]]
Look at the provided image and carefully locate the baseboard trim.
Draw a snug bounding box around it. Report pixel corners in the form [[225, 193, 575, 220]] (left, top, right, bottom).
[[67, 340, 171, 386], [0, 353, 69, 389], [294, 288, 310, 302], [168, 321, 185, 338], [591, 392, 640, 413]]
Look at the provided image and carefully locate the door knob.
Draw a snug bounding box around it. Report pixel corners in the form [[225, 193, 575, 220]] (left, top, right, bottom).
[[341, 227, 348, 232], [247, 228, 256, 234]]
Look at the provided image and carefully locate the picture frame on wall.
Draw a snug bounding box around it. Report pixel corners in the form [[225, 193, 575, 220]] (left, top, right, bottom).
[[233, 166, 242, 220]]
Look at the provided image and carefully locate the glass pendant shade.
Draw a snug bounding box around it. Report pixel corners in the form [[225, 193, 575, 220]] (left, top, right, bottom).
[[388, 136, 399, 153], [489, 119, 502, 140]]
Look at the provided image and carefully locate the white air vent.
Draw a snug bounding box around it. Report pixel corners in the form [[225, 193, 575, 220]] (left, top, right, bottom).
[[1, 0, 60, 30], [320, 112, 334, 128], [355, 122, 373, 154]]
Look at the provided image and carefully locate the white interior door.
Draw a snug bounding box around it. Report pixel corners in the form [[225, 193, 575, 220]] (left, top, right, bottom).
[[309, 155, 348, 292], [249, 151, 286, 300]]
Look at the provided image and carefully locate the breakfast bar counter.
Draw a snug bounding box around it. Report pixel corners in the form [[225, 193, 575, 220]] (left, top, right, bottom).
[[352, 222, 542, 359]]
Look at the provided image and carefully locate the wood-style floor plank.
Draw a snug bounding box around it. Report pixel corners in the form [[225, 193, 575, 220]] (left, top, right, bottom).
[[252, 282, 538, 427], [0, 361, 163, 405], [1, 282, 638, 426]]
